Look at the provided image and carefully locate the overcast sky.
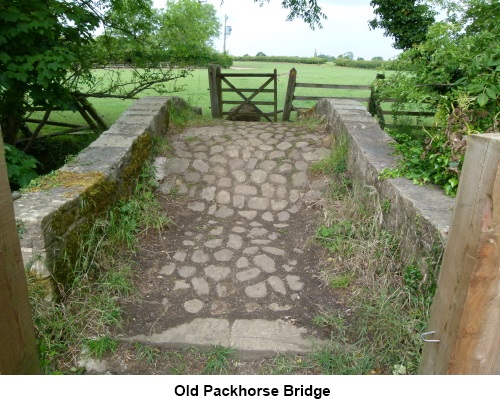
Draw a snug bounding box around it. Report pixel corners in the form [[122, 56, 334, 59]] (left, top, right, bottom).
[[152, 0, 401, 60]]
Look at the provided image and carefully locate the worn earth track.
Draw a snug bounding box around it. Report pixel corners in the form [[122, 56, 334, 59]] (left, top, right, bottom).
[[95, 121, 345, 372]]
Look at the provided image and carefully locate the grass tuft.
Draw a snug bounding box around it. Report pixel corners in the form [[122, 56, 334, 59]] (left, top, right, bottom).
[[203, 346, 235, 375], [134, 343, 163, 366], [85, 336, 119, 359]]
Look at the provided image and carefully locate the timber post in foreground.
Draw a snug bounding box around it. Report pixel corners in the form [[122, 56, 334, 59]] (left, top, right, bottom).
[[420, 133, 500, 374], [208, 65, 222, 119], [0, 132, 41, 374], [282, 68, 297, 121]]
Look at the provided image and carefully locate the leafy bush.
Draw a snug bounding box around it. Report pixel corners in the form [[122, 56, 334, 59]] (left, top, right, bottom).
[[380, 129, 462, 197], [209, 52, 233, 69], [4, 143, 39, 189]]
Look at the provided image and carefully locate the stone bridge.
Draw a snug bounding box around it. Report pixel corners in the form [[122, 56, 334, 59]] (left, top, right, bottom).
[[14, 97, 454, 369]]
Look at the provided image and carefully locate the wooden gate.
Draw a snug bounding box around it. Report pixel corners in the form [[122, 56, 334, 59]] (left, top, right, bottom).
[[208, 65, 278, 122]]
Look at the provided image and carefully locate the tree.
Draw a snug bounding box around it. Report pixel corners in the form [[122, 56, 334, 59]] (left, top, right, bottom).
[[159, 0, 221, 66], [340, 52, 354, 60], [256, 52, 267, 57], [369, 0, 437, 50], [0, 0, 223, 145], [372, 56, 384, 61], [0, 0, 100, 145]]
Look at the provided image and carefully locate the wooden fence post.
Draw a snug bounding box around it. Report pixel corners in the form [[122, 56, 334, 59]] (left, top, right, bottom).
[[273, 69, 278, 122], [420, 133, 500, 374], [208, 65, 222, 119], [283, 68, 297, 121], [0, 132, 41, 374]]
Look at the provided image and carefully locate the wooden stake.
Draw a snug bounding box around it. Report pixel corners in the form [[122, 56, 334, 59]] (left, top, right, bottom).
[[420, 133, 500, 374], [283, 68, 297, 121], [208, 65, 221, 119], [0, 132, 41, 374]]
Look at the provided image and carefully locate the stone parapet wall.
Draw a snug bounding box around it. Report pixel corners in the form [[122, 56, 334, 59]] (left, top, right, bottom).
[[315, 98, 455, 270], [14, 96, 174, 285]]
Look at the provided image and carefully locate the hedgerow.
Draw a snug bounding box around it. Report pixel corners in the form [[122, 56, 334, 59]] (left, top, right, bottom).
[[334, 58, 397, 70], [233, 55, 327, 64]]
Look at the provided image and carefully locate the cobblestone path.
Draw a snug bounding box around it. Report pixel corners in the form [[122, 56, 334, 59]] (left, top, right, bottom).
[[119, 121, 340, 357]]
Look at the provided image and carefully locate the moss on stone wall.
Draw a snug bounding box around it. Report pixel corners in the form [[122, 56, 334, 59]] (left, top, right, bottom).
[[79, 177, 118, 217], [50, 219, 93, 287], [23, 170, 105, 193], [120, 131, 153, 195], [45, 173, 115, 233]]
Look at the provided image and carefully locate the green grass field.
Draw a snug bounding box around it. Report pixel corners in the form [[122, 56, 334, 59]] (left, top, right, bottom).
[[35, 62, 385, 129]]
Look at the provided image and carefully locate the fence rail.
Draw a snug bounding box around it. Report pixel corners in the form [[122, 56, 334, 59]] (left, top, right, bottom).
[[283, 68, 373, 121], [283, 68, 439, 128]]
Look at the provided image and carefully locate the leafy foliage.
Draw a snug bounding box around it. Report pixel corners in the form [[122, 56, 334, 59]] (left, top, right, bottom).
[[369, 0, 437, 50], [0, 0, 101, 143], [252, 0, 327, 29], [3, 143, 39, 188], [0, 0, 225, 144], [380, 129, 462, 196], [373, 0, 499, 195]]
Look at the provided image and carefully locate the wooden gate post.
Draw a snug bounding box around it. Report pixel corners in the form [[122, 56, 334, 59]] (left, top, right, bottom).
[[420, 133, 500, 374], [0, 132, 41, 374], [273, 69, 278, 122], [208, 65, 222, 119], [283, 68, 297, 121]]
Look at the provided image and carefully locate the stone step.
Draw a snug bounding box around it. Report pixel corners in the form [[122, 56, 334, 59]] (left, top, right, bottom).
[[122, 318, 322, 359]]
